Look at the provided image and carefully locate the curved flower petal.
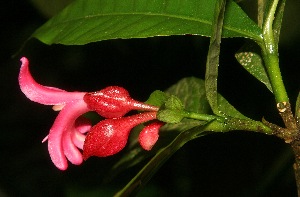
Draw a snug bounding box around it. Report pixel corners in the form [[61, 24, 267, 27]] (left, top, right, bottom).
[[48, 99, 90, 170], [19, 57, 86, 105], [83, 112, 157, 160], [62, 127, 83, 165], [71, 130, 87, 150], [71, 117, 91, 150]]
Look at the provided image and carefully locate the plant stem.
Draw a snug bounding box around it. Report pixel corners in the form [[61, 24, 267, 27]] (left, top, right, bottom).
[[291, 140, 300, 197], [183, 111, 224, 122], [261, 0, 289, 103]]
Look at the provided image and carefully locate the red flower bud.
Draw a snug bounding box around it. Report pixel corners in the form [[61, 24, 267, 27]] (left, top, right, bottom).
[[84, 86, 159, 118], [83, 111, 157, 160], [139, 122, 164, 151]]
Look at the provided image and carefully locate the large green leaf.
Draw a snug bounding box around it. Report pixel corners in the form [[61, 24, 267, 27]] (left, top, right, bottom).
[[296, 91, 300, 123], [31, 0, 263, 45], [205, 0, 226, 115]]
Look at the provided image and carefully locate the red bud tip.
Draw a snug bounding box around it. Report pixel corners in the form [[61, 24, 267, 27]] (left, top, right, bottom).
[[84, 86, 159, 118], [139, 122, 164, 151]]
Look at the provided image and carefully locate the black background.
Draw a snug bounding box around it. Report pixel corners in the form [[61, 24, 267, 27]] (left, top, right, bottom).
[[1, 1, 300, 196]]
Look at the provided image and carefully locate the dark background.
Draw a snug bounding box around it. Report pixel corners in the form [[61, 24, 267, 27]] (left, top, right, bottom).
[[1, 0, 300, 196]]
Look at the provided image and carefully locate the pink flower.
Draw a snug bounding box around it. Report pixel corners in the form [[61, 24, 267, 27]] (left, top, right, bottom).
[[19, 57, 163, 170], [19, 57, 90, 170], [83, 111, 158, 159]]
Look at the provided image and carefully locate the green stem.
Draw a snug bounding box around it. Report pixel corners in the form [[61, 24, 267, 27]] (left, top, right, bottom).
[[182, 111, 272, 134], [182, 111, 224, 122], [261, 0, 288, 103]]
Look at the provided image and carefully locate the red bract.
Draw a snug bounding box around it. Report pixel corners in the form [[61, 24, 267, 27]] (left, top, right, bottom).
[[139, 121, 165, 151], [83, 111, 157, 159], [84, 86, 159, 118]]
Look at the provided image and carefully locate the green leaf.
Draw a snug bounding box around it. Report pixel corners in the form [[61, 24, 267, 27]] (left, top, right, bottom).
[[258, 0, 268, 27], [163, 77, 249, 129], [217, 94, 249, 119], [159, 77, 210, 131], [205, 0, 226, 115], [31, 0, 262, 45], [160, 119, 205, 133], [235, 42, 273, 92], [296, 91, 300, 122], [157, 109, 184, 123], [164, 95, 184, 111], [157, 95, 185, 123], [261, 0, 285, 52], [273, 0, 286, 52], [145, 90, 168, 107], [165, 77, 211, 114]]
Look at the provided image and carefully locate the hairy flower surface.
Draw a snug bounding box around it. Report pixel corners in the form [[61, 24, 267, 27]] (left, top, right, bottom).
[[19, 57, 90, 170], [84, 86, 159, 118], [139, 121, 164, 151], [83, 112, 157, 159]]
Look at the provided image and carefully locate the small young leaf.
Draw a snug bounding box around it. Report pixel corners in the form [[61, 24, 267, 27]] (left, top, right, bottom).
[[30, 0, 263, 45], [157, 109, 184, 123], [164, 95, 184, 111], [235, 42, 273, 92], [145, 90, 168, 107], [156, 95, 185, 123], [165, 77, 211, 114]]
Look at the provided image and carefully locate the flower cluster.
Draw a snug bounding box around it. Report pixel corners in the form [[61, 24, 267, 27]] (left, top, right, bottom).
[[18, 57, 164, 170]]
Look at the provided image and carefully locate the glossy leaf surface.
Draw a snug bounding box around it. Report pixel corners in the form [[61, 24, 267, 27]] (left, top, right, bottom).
[[31, 0, 263, 45]]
